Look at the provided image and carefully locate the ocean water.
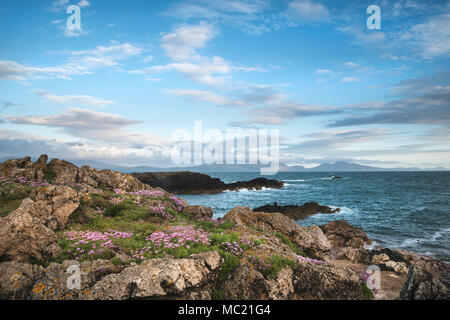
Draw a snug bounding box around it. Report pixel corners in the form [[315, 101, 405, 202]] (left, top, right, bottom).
[[179, 172, 450, 263]]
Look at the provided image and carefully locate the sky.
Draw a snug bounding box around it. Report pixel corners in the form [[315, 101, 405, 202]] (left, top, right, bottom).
[[0, 0, 449, 169]]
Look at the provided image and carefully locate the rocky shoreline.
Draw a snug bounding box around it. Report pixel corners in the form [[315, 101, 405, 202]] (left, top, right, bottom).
[[254, 202, 340, 220], [132, 171, 284, 194], [0, 155, 449, 300]]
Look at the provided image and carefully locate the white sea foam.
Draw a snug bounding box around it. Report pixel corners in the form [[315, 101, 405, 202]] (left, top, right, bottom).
[[394, 227, 450, 248]]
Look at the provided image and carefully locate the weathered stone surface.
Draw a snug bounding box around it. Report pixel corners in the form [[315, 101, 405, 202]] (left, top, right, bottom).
[[29, 260, 123, 300], [393, 249, 450, 276], [334, 247, 367, 262], [0, 261, 44, 299], [0, 200, 60, 261], [400, 265, 450, 300], [0, 186, 80, 261], [182, 205, 213, 220], [320, 220, 372, 249], [220, 265, 294, 300], [293, 260, 366, 300], [0, 155, 149, 192], [254, 201, 340, 220], [91, 251, 222, 300], [224, 207, 330, 260]]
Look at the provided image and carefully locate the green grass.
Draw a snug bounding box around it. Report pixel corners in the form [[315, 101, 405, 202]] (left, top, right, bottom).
[[261, 255, 298, 279], [43, 169, 57, 183], [216, 251, 240, 283], [0, 183, 34, 217], [274, 232, 307, 257], [361, 283, 375, 300]]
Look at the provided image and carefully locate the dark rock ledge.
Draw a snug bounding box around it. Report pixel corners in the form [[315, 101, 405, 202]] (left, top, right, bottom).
[[132, 171, 284, 194]]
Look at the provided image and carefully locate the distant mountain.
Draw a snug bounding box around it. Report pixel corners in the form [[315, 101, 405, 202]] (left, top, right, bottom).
[[308, 161, 384, 172], [0, 156, 448, 172]]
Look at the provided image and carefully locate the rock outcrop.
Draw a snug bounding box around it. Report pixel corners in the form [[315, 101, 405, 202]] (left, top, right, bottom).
[[91, 251, 222, 299], [182, 205, 213, 220], [320, 220, 372, 249], [293, 260, 365, 300], [253, 202, 340, 220], [0, 155, 148, 192], [132, 171, 283, 194], [0, 186, 80, 262], [400, 265, 450, 300], [224, 207, 331, 260]]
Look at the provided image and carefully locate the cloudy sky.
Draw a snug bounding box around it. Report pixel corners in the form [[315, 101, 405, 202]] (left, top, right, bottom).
[[0, 0, 449, 169]]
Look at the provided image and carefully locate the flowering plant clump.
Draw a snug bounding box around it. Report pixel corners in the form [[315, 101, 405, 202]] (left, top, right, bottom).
[[63, 229, 134, 261], [297, 255, 327, 264], [114, 188, 164, 198], [113, 188, 126, 195], [248, 255, 271, 273], [146, 225, 210, 248], [149, 203, 171, 219], [132, 190, 165, 198], [169, 195, 184, 212], [221, 241, 244, 256], [17, 176, 49, 187]]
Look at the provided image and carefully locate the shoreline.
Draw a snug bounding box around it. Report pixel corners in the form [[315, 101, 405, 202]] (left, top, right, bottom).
[[0, 155, 449, 300]]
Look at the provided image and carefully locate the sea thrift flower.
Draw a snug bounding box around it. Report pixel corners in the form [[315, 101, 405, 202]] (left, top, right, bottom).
[[149, 203, 171, 219], [297, 255, 326, 264], [146, 225, 210, 248], [169, 195, 184, 212]]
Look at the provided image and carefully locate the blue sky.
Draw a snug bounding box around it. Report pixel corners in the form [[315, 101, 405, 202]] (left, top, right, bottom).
[[0, 0, 449, 168]]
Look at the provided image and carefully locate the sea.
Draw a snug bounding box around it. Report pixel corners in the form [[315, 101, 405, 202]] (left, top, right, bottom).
[[178, 171, 450, 263]]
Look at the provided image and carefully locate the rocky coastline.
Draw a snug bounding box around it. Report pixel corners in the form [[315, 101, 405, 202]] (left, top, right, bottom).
[[131, 171, 284, 194], [254, 202, 340, 220], [0, 155, 448, 300]]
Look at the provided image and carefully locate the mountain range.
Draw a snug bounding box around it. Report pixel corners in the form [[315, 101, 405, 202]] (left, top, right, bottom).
[[0, 157, 447, 173]]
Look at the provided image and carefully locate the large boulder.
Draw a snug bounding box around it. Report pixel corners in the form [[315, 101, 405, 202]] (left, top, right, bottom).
[[400, 265, 450, 300], [91, 251, 222, 300], [224, 207, 330, 260], [320, 220, 371, 249], [254, 202, 340, 220], [293, 260, 366, 300], [0, 186, 80, 262], [182, 205, 213, 220], [219, 265, 294, 300]]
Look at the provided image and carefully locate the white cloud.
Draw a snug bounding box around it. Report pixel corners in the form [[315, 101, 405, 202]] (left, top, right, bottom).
[[315, 69, 332, 74], [133, 23, 263, 86], [399, 13, 450, 59], [161, 22, 217, 61], [33, 90, 115, 107], [78, 0, 90, 8], [165, 89, 246, 106], [48, 0, 69, 12], [148, 57, 232, 86], [285, 0, 330, 23], [6, 107, 165, 147], [340, 76, 360, 83], [0, 43, 143, 81]]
